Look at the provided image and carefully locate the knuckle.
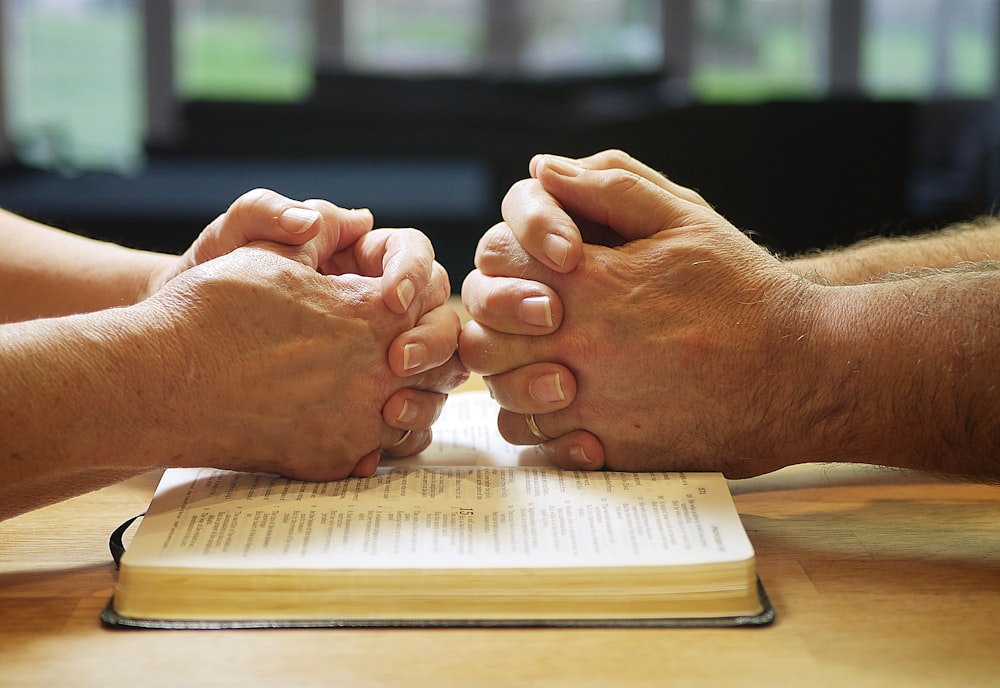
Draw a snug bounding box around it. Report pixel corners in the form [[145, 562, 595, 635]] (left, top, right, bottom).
[[430, 262, 451, 299], [479, 280, 510, 317], [225, 188, 282, 229], [504, 177, 536, 202], [233, 187, 274, 214], [476, 223, 516, 270], [601, 169, 643, 196], [457, 325, 484, 368], [503, 179, 557, 233], [521, 203, 554, 237], [433, 356, 470, 393], [458, 324, 497, 372], [441, 303, 462, 335], [593, 148, 631, 168]]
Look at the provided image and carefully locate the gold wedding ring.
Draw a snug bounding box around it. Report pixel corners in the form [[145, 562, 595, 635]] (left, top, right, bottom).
[[388, 429, 412, 448], [526, 414, 553, 442]]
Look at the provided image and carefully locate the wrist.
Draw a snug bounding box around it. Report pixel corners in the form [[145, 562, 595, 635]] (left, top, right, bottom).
[[773, 279, 935, 470], [784, 252, 862, 287], [748, 278, 873, 470], [118, 297, 212, 469], [127, 250, 178, 304], [0, 306, 188, 476]]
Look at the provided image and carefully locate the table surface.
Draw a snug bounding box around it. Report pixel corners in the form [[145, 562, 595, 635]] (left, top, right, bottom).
[[2, 386, 1000, 687]]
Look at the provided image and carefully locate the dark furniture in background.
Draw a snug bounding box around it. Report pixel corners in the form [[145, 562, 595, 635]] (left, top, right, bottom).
[[0, 75, 995, 283]]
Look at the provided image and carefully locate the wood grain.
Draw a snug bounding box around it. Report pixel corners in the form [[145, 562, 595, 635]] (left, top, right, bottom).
[[3, 382, 999, 687]]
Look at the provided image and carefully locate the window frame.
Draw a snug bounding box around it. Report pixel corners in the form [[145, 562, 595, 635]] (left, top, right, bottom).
[[0, 0, 996, 175], [138, 0, 871, 136], [0, 2, 9, 164]]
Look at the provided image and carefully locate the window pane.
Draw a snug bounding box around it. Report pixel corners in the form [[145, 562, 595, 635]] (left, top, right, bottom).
[[3, 0, 143, 171], [521, 0, 662, 76], [176, 0, 313, 101], [863, 0, 998, 99], [343, 0, 485, 74], [692, 0, 829, 102]]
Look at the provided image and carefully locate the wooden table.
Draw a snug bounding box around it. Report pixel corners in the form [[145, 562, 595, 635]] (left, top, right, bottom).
[[3, 428, 999, 687]]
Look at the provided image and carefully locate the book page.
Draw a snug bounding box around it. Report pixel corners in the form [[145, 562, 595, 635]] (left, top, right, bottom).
[[124, 393, 754, 572], [387, 391, 552, 469]]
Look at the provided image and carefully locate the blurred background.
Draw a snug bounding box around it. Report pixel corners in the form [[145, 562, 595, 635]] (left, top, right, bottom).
[[0, 0, 998, 283]]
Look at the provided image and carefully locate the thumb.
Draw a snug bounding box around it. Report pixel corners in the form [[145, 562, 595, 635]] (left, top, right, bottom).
[[187, 189, 325, 267], [534, 155, 703, 241], [179, 190, 374, 276]]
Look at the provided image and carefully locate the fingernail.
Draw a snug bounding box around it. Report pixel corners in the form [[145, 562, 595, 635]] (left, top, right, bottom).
[[396, 278, 415, 311], [529, 372, 566, 403], [279, 207, 321, 234], [542, 155, 583, 177], [569, 444, 593, 469], [402, 342, 426, 371], [542, 234, 571, 270], [519, 295, 553, 328], [395, 399, 418, 424]]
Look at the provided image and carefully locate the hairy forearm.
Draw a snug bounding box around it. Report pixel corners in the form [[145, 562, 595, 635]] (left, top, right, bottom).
[[0, 306, 181, 519], [786, 217, 1000, 286], [0, 209, 173, 323], [799, 264, 1000, 478]]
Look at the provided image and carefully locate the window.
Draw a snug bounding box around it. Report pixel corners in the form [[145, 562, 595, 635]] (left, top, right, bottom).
[[3, 0, 142, 172], [863, 0, 998, 99], [692, 0, 830, 102], [343, 0, 485, 74], [1, 0, 997, 172], [692, 0, 999, 102], [520, 0, 662, 76], [339, 0, 663, 77], [175, 0, 314, 101]]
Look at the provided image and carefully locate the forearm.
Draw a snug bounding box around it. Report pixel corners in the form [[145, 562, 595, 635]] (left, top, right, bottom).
[[0, 306, 182, 519], [0, 209, 173, 323], [798, 264, 1000, 478], [786, 217, 1000, 285]]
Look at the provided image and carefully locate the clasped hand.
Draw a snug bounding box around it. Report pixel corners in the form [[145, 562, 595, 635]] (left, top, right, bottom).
[[146, 189, 466, 480], [156, 152, 823, 483], [461, 150, 822, 479]]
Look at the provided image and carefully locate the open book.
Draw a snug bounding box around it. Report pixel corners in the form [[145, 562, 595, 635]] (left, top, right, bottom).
[[103, 392, 772, 628]]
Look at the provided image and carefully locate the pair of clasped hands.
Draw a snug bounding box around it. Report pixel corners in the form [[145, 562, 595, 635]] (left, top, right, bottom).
[[187, 150, 787, 482]]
